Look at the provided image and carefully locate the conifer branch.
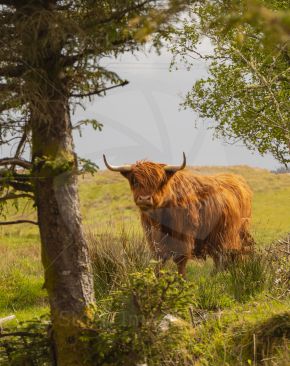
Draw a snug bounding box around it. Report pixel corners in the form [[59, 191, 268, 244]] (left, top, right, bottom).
[[0, 192, 34, 202], [0, 157, 32, 169], [70, 80, 129, 98]]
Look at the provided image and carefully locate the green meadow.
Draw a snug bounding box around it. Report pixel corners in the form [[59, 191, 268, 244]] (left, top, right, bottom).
[[1, 165, 289, 319], [0, 166, 289, 365]]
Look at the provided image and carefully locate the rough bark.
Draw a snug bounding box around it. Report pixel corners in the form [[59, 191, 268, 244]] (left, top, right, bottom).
[[32, 98, 96, 365]]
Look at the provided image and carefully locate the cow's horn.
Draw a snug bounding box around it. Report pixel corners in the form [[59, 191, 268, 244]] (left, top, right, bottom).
[[164, 152, 186, 172], [103, 154, 132, 172]]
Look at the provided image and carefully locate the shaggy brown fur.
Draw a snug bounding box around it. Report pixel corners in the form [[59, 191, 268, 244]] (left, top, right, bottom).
[[120, 161, 254, 276]]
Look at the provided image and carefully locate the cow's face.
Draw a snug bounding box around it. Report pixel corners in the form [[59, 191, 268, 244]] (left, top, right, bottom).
[[122, 162, 173, 210], [103, 154, 186, 211]]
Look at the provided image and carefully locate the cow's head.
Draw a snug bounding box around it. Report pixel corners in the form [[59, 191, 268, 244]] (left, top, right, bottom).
[[103, 153, 186, 210]]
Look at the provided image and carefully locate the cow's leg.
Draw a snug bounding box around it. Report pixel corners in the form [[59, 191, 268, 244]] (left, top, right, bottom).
[[212, 247, 231, 272], [212, 253, 223, 272], [240, 228, 255, 255], [173, 255, 188, 278], [213, 249, 242, 271], [223, 250, 240, 269]]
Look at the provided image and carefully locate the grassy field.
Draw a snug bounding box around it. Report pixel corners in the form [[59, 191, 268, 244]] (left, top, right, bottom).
[[0, 165, 290, 321], [0, 165, 289, 365]]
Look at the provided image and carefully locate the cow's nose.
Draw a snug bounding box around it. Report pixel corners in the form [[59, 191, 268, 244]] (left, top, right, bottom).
[[137, 195, 152, 205]]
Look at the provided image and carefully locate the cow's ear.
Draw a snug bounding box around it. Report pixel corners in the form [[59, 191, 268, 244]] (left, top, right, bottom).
[[121, 171, 131, 180], [165, 171, 177, 180]]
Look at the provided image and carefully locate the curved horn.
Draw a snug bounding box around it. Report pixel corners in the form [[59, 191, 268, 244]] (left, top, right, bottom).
[[164, 152, 186, 172], [103, 154, 132, 172]]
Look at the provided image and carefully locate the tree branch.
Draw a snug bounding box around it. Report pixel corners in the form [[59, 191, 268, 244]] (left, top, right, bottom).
[[0, 192, 34, 202], [0, 65, 24, 77], [61, 50, 94, 67], [0, 82, 18, 92], [0, 179, 34, 193], [0, 157, 32, 169], [0, 330, 41, 337], [70, 80, 129, 98], [0, 220, 38, 226], [14, 129, 28, 159], [55, 1, 73, 11], [97, 0, 153, 24]]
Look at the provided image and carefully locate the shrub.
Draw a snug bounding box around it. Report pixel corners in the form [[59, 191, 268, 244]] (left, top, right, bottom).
[[85, 267, 196, 366], [0, 317, 51, 366], [1, 268, 195, 366]]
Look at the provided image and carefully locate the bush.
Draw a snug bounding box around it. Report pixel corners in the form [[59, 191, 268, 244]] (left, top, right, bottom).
[[0, 317, 51, 366], [1, 268, 195, 366], [85, 267, 196, 366], [272, 166, 290, 174]]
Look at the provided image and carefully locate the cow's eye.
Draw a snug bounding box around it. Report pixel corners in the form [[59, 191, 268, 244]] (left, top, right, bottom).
[[131, 177, 139, 188]]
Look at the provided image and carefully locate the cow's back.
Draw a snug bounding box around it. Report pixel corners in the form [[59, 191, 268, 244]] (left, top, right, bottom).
[[193, 172, 253, 252]]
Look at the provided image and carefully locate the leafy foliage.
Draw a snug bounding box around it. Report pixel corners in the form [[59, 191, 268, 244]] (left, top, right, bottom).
[[0, 0, 186, 210], [85, 267, 195, 366], [0, 268, 195, 366], [0, 317, 51, 366], [78, 158, 99, 175], [73, 119, 103, 137], [171, 0, 290, 165]]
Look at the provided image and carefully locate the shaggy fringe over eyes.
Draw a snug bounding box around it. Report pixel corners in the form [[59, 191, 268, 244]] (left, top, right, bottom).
[[132, 161, 167, 189]]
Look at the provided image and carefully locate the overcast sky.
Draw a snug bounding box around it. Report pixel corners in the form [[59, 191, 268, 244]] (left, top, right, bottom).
[[72, 49, 278, 171], [0, 48, 278, 170]]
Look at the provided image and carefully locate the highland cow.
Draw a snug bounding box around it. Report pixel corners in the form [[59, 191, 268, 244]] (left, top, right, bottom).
[[103, 153, 254, 276]]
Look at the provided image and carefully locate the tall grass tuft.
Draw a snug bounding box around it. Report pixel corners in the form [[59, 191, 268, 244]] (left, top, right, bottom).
[[87, 228, 153, 298], [225, 252, 272, 303], [194, 274, 233, 310]]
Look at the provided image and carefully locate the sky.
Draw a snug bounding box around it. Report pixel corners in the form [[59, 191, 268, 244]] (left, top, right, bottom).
[[0, 48, 278, 170], [73, 49, 278, 171]]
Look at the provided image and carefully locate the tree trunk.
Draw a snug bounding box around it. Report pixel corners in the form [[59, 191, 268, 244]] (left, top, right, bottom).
[[31, 99, 96, 365]]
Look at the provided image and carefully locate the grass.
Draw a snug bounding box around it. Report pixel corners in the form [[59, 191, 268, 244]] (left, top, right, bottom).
[[88, 228, 153, 299], [225, 252, 272, 303], [0, 165, 289, 365], [1, 165, 289, 319], [191, 297, 290, 366], [253, 187, 290, 245], [1, 238, 289, 365]]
